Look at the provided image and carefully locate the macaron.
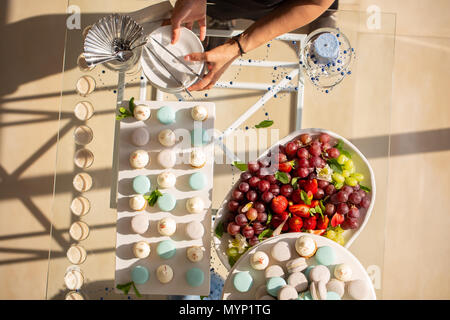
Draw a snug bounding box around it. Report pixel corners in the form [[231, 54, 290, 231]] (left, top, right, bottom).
[[315, 246, 336, 266], [158, 129, 176, 147], [157, 193, 176, 211], [157, 217, 177, 236], [186, 267, 204, 287], [191, 129, 210, 147], [70, 196, 90, 216], [259, 295, 276, 300], [265, 265, 285, 279], [129, 150, 150, 169], [129, 195, 147, 211], [286, 257, 307, 273], [298, 291, 313, 300], [156, 264, 174, 284], [304, 265, 314, 281], [309, 265, 331, 283], [157, 149, 177, 169], [64, 267, 84, 290], [186, 197, 205, 214], [131, 265, 149, 284], [131, 127, 150, 146], [157, 240, 176, 259], [157, 171, 177, 189], [133, 105, 151, 121], [250, 251, 269, 270], [266, 277, 286, 297], [347, 279, 370, 300], [190, 148, 206, 168], [66, 245, 87, 265], [295, 235, 317, 258], [278, 285, 298, 300], [133, 241, 151, 258], [131, 214, 149, 234], [254, 285, 268, 299], [132, 175, 151, 194], [191, 105, 208, 121], [270, 241, 291, 262], [69, 221, 90, 241], [189, 172, 207, 190], [334, 263, 353, 281], [185, 221, 204, 240], [327, 291, 342, 300], [326, 279, 345, 297], [287, 272, 308, 292], [233, 271, 253, 293], [157, 106, 176, 125], [310, 281, 327, 300], [186, 246, 204, 262]]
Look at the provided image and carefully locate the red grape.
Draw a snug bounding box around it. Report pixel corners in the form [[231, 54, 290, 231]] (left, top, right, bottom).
[[327, 148, 340, 158], [246, 190, 258, 202], [318, 179, 330, 189], [235, 214, 248, 226], [298, 167, 309, 178], [349, 192, 362, 205], [360, 197, 371, 209], [357, 190, 366, 199], [238, 182, 250, 193], [348, 207, 360, 219], [240, 171, 252, 181], [299, 134, 312, 145], [252, 222, 265, 235], [227, 200, 239, 212], [280, 184, 293, 198], [309, 156, 323, 168], [309, 144, 321, 157], [265, 174, 277, 184], [256, 212, 268, 223], [253, 202, 265, 213], [232, 189, 244, 201], [227, 222, 240, 235], [246, 208, 258, 221], [249, 176, 261, 188], [353, 184, 361, 191], [325, 184, 336, 195], [319, 133, 330, 144], [285, 142, 298, 156], [314, 188, 325, 200], [261, 191, 274, 203], [321, 142, 331, 151], [341, 185, 354, 195], [337, 202, 349, 215], [336, 191, 349, 202], [298, 158, 309, 168], [330, 194, 340, 204], [258, 180, 270, 193], [278, 153, 287, 163], [248, 236, 260, 246], [248, 161, 260, 173], [325, 203, 336, 216], [269, 184, 280, 196], [342, 218, 358, 230], [241, 225, 255, 239], [297, 148, 309, 159]]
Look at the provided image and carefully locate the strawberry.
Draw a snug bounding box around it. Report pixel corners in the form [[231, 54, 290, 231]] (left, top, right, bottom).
[[291, 189, 302, 204], [288, 216, 303, 232], [278, 153, 288, 164], [303, 179, 318, 195], [307, 229, 326, 236], [331, 213, 344, 227], [289, 204, 310, 218], [303, 216, 317, 230], [316, 216, 329, 229], [271, 214, 289, 231], [271, 195, 288, 214], [278, 160, 295, 173], [309, 200, 319, 209]]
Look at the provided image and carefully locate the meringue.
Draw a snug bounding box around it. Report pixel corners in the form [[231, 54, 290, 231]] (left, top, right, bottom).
[[191, 105, 208, 121], [133, 105, 151, 121], [190, 148, 206, 168], [186, 196, 205, 214], [157, 171, 177, 189], [129, 195, 147, 211], [157, 217, 176, 236], [129, 150, 150, 169], [295, 235, 317, 258], [158, 129, 176, 147], [334, 263, 353, 282]]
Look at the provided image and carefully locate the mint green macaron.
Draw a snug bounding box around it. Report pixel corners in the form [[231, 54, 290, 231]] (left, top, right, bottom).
[[298, 291, 313, 300], [266, 277, 286, 297], [304, 265, 314, 281], [233, 271, 253, 293], [186, 267, 205, 287], [190, 129, 210, 147], [189, 172, 207, 190], [327, 291, 341, 300], [131, 265, 149, 284], [132, 175, 151, 194], [157, 240, 176, 260], [157, 193, 176, 211], [315, 246, 336, 266], [157, 106, 176, 125]]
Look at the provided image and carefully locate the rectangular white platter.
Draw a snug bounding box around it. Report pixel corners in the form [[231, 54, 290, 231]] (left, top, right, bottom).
[[114, 100, 215, 296]]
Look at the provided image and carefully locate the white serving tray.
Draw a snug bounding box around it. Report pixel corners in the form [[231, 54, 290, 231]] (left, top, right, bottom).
[[114, 100, 215, 296], [213, 128, 376, 270], [222, 232, 376, 300]]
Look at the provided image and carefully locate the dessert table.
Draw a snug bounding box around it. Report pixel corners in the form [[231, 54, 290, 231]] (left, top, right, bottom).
[[46, 0, 396, 300]]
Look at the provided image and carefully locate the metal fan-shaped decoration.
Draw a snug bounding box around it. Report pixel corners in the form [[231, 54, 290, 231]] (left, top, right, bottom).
[[84, 14, 145, 67]]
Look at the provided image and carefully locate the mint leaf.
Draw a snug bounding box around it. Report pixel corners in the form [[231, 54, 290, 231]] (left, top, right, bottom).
[[291, 177, 299, 190], [300, 190, 311, 205], [309, 208, 316, 214], [360, 185, 371, 192], [275, 171, 290, 184], [147, 189, 163, 206], [319, 200, 326, 212], [129, 97, 136, 114], [233, 161, 248, 171], [119, 107, 127, 114], [327, 158, 343, 174], [214, 222, 224, 238], [228, 255, 238, 267], [334, 139, 344, 150], [266, 211, 273, 225], [255, 120, 274, 128], [116, 282, 133, 295], [334, 139, 352, 159], [131, 282, 142, 298], [258, 228, 273, 240]]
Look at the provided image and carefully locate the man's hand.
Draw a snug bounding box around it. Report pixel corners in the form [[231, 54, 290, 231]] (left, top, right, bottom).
[[170, 0, 207, 44]]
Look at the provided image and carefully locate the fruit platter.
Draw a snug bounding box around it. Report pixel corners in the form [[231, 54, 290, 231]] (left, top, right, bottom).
[[213, 129, 375, 270]]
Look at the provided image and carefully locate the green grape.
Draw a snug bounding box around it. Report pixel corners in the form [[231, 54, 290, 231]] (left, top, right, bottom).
[[342, 170, 350, 178], [334, 226, 344, 234], [344, 159, 354, 170], [334, 182, 344, 190], [332, 172, 345, 184], [335, 234, 345, 246], [226, 247, 239, 258], [349, 166, 356, 174], [337, 154, 348, 165], [326, 230, 336, 240], [352, 172, 364, 182], [345, 177, 358, 187]]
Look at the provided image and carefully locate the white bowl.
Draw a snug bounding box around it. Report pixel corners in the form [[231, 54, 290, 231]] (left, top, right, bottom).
[[213, 128, 376, 270]]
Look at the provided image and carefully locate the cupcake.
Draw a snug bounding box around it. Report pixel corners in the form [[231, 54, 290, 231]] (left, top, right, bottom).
[[157, 217, 177, 236], [250, 251, 269, 270], [190, 148, 206, 168], [129, 150, 150, 169], [186, 196, 205, 214], [295, 235, 317, 258], [334, 263, 353, 282], [158, 129, 176, 147], [156, 264, 174, 284], [129, 195, 148, 211], [157, 171, 177, 189], [133, 105, 151, 121], [191, 105, 208, 121]]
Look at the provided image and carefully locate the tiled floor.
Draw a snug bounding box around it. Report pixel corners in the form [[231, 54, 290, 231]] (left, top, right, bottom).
[[0, 0, 448, 299]]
